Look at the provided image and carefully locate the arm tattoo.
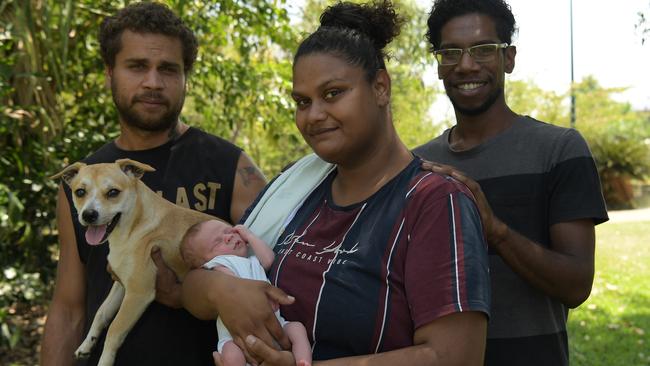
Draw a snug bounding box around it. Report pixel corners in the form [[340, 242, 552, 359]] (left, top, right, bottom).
[[237, 166, 264, 187]]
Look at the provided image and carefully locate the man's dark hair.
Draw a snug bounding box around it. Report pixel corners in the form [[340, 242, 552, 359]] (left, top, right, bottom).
[[426, 0, 516, 51], [99, 2, 198, 74]]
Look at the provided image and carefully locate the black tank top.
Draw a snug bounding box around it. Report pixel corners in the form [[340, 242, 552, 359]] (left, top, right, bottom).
[[64, 127, 241, 365]]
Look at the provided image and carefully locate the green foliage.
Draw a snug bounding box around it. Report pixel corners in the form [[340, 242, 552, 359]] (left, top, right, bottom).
[[176, 0, 303, 177], [573, 77, 650, 208], [0, 267, 45, 349], [388, 0, 441, 148], [0, 0, 114, 285], [507, 76, 650, 208], [569, 221, 650, 366], [506, 79, 567, 126], [589, 121, 650, 180], [589, 120, 650, 208], [0, 0, 133, 351], [573, 76, 640, 132]]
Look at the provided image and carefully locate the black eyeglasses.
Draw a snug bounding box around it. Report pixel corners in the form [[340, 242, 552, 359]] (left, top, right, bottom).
[[433, 43, 509, 66]]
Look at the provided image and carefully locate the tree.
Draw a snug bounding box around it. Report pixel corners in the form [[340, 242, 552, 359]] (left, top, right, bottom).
[[506, 79, 567, 126], [1, 0, 115, 278], [637, 1, 650, 44], [388, 0, 443, 148], [176, 0, 306, 177]]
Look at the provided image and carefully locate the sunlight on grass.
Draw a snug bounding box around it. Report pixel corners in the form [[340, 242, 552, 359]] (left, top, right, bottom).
[[569, 221, 650, 366]]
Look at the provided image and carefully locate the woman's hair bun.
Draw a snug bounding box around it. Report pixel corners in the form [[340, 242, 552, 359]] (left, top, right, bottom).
[[319, 0, 403, 51]]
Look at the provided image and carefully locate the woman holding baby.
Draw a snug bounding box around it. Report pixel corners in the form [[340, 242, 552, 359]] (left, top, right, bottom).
[[182, 1, 490, 365]]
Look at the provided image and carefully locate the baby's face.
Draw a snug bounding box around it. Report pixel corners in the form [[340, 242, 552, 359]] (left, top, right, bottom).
[[193, 220, 248, 264]]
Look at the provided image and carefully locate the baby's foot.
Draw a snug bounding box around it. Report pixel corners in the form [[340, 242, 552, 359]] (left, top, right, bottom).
[[297, 360, 311, 366]]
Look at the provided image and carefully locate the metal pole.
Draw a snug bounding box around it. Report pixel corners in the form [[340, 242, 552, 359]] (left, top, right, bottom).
[[570, 0, 576, 128]]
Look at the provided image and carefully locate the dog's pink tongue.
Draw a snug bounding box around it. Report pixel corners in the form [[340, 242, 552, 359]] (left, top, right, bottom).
[[85, 225, 107, 245]]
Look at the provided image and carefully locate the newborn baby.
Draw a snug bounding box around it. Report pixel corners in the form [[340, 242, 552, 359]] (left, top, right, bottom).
[[181, 220, 312, 366]]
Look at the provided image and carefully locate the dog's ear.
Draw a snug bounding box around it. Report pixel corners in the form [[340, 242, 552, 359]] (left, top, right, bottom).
[[115, 159, 156, 180], [50, 162, 86, 186]]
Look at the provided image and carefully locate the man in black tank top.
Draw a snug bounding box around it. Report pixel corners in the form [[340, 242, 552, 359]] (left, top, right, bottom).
[[41, 3, 270, 365]]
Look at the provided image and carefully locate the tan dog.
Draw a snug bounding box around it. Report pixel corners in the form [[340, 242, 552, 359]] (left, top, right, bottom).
[[52, 158, 217, 366]]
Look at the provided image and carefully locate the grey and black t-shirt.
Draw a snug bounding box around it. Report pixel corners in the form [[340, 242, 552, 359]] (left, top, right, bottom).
[[414, 116, 608, 366]]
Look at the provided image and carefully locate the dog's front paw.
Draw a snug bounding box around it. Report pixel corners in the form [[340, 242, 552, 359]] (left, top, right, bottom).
[[74, 336, 97, 359], [74, 348, 91, 360]]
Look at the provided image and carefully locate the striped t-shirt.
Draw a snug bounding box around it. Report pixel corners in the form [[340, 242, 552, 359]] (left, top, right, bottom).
[[268, 158, 490, 360], [414, 116, 609, 366]]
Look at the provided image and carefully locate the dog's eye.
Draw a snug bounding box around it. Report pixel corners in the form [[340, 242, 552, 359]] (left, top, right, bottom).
[[74, 189, 86, 197], [107, 189, 120, 198]]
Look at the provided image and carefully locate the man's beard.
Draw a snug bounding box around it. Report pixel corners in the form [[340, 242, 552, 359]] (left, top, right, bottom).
[[112, 81, 184, 133], [448, 87, 503, 117]]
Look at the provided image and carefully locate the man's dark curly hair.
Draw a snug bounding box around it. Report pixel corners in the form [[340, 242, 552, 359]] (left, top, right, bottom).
[[426, 0, 516, 51], [99, 2, 198, 74]]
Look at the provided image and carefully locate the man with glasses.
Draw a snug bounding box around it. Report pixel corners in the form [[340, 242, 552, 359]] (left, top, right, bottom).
[[414, 0, 608, 365]]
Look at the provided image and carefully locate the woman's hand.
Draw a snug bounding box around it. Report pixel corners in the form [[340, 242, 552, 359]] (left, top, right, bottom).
[[219, 278, 294, 355], [212, 336, 297, 366], [182, 269, 295, 363], [245, 335, 297, 366]]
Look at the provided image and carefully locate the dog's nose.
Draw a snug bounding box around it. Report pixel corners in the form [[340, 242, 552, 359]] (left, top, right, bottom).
[[82, 209, 98, 224]]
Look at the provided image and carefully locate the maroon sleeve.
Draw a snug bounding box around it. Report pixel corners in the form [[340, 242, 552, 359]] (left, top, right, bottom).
[[404, 177, 490, 329]]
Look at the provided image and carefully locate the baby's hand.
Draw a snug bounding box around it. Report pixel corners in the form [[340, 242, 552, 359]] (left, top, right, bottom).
[[232, 225, 253, 241]]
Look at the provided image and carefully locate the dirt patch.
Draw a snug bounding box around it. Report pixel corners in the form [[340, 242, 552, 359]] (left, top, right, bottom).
[[1, 302, 47, 366]]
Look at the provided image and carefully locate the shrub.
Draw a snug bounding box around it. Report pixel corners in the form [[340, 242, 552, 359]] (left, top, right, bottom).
[[588, 120, 650, 209]]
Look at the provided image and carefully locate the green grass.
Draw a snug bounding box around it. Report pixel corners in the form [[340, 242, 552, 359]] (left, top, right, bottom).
[[569, 221, 650, 366]]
